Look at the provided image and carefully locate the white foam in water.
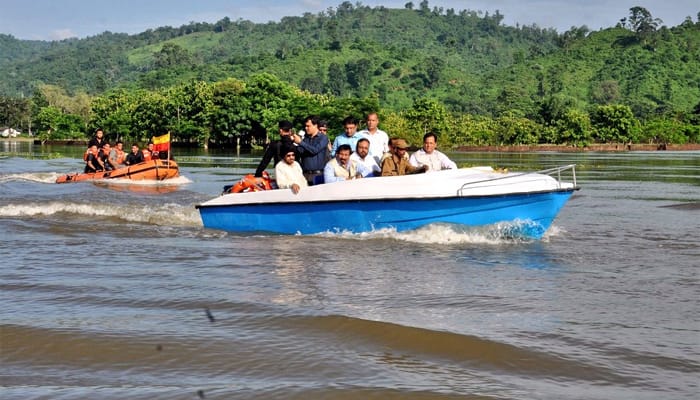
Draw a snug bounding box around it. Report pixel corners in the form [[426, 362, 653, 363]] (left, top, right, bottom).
[[314, 221, 551, 245], [98, 175, 192, 186], [0, 172, 63, 184], [0, 201, 202, 227]]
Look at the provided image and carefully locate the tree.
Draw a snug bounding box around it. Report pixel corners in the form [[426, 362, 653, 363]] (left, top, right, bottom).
[[327, 63, 346, 96], [554, 109, 592, 146], [154, 43, 193, 69], [623, 6, 663, 45], [591, 104, 640, 143], [404, 98, 451, 144]]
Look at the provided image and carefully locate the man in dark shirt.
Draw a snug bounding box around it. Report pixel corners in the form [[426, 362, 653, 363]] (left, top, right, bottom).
[[87, 129, 106, 149], [254, 120, 295, 178], [125, 144, 144, 165], [84, 145, 102, 173], [292, 115, 330, 185]]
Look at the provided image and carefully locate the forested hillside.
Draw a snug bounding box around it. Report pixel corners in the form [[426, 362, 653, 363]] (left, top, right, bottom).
[[1, 2, 699, 147]]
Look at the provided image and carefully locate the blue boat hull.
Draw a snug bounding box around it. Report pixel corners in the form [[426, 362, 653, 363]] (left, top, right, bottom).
[[197, 189, 575, 239]]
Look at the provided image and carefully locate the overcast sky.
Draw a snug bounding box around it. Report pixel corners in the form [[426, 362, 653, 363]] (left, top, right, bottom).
[[1, 0, 697, 41]]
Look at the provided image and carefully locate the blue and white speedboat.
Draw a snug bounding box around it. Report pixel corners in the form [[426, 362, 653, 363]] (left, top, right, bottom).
[[196, 165, 579, 239]]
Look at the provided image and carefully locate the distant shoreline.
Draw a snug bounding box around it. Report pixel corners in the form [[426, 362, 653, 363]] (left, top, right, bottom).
[[3, 138, 699, 152], [455, 143, 700, 152]]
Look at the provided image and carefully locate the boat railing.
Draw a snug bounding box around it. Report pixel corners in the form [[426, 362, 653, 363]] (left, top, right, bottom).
[[458, 164, 577, 195]]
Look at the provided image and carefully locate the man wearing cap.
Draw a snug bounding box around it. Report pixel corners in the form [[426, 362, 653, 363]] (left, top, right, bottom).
[[409, 132, 457, 172], [380, 139, 428, 176], [255, 120, 295, 178], [275, 146, 307, 194]]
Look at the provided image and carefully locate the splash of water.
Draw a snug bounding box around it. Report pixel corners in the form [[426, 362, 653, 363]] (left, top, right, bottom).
[[313, 221, 558, 245], [0, 201, 202, 227]]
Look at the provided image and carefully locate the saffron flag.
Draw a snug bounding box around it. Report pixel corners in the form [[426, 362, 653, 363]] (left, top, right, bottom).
[[152, 133, 170, 152]]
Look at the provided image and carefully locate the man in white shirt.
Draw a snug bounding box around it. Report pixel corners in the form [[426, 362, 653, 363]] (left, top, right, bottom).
[[275, 147, 308, 194], [349, 138, 380, 177], [357, 112, 389, 164], [409, 132, 457, 172]]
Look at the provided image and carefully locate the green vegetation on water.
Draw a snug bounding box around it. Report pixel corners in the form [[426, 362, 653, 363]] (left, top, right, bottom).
[[0, 2, 698, 148]]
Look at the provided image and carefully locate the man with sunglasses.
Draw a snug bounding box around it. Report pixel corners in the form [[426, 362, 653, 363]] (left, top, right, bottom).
[[275, 146, 307, 194]]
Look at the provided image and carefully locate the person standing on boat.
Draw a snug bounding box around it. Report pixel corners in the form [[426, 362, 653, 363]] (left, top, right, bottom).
[[275, 146, 307, 194], [331, 116, 365, 157], [87, 129, 107, 149], [292, 115, 329, 185], [254, 120, 295, 178], [381, 139, 427, 176], [350, 138, 380, 177], [323, 144, 367, 183], [125, 144, 144, 166], [409, 132, 457, 172], [358, 112, 389, 164]]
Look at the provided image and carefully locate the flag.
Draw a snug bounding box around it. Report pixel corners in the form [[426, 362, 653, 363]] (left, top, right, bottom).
[[152, 133, 170, 152]]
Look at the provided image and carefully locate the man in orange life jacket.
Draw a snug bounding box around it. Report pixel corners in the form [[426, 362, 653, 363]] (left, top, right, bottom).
[[109, 141, 127, 168], [84, 145, 101, 173], [142, 142, 158, 161], [96, 143, 115, 171]]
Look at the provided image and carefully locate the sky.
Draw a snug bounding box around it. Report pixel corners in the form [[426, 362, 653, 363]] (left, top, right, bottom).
[[1, 0, 697, 41]]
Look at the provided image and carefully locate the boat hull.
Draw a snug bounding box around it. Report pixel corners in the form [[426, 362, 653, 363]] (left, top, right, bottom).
[[56, 159, 179, 183], [197, 189, 575, 239]]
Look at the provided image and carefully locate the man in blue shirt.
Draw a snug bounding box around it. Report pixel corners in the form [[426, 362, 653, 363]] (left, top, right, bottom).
[[331, 116, 366, 156], [292, 115, 330, 185]]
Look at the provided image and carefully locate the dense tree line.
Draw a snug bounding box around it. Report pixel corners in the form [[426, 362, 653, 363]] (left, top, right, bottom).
[[2, 73, 697, 148], [1, 3, 699, 147]]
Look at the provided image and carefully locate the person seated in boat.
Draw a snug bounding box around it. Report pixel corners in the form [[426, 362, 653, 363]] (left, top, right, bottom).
[[323, 144, 367, 183], [109, 141, 127, 168], [350, 138, 380, 177], [254, 120, 295, 178], [84, 145, 101, 173], [87, 128, 107, 149], [409, 132, 457, 172], [382, 137, 407, 163], [275, 146, 307, 195], [125, 144, 144, 166], [96, 143, 115, 171], [142, 142, 158, 161], [380, 139, 428, 176]]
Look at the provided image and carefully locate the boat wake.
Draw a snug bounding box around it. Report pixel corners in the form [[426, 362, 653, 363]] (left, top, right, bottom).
[[0, 172, 191, 187], [0, 201, 202, 227], [0, 172, 62, 184], [314, 221, 561, 245]]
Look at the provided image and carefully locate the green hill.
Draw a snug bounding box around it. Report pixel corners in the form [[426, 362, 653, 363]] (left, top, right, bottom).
[[1, 2, 698, 146]]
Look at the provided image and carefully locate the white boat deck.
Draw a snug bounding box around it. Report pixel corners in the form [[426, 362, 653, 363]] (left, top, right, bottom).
[[199, 166, 577, 207]]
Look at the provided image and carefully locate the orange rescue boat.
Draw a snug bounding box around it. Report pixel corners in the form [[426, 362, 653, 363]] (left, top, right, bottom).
[[56, 159, 180, 184]]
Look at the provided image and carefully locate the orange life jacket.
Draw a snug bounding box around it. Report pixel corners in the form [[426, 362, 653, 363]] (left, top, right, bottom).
[[83, 147, 97, 162], [113, 148, 126, 164], [230, 172, 272, 193]]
